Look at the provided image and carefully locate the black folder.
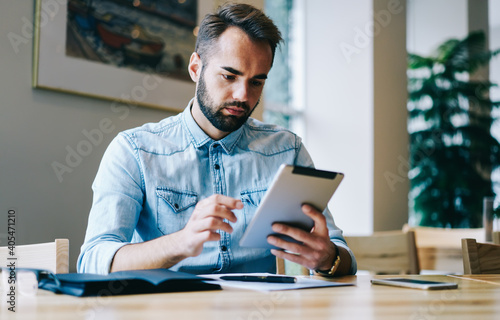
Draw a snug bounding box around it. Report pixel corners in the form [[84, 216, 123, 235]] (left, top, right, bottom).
[[34, 268, 221, 297]]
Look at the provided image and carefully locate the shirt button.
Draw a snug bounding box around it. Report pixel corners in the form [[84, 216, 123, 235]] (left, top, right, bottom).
[[214, 164, 220, 170], [213, 144, 219, 148], [221, 245, 227, 252]]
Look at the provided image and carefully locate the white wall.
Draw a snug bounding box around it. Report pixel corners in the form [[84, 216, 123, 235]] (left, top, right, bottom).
[[304, 0, 408, 235], [407, 0, 468, 56], [303, 0, 374, 236]]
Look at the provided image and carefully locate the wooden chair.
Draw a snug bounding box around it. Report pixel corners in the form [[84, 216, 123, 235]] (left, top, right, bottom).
[[0, 239, 69, 274], [462, 238, 500, 274], [493, 231, 500, 245], [403, 224, 484, 273], [344, 230, 420, 274], [276, 257, 310, 275]]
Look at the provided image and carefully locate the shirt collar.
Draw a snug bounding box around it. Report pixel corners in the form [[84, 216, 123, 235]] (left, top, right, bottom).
[[182, 98, 245, 154]]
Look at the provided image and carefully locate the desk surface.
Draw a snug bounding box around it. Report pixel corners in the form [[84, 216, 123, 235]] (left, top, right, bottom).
[[451, 274, 500, 286], [2, 274, 500, 319]]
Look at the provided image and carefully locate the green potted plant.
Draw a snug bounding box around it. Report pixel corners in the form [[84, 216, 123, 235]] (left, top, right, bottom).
[[407, 31, 500, 228]]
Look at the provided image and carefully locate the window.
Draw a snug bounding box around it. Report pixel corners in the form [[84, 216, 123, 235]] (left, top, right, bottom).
[[264, 0, 305, 138]]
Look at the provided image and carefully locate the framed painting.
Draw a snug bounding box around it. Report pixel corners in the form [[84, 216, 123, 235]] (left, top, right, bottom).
[[32, 0, 217, 112]]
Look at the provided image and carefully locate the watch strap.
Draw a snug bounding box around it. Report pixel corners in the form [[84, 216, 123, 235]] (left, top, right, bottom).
[[315, 253, 341, 277]]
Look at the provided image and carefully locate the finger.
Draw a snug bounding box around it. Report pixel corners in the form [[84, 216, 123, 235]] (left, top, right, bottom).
[[301, 204, 329, 235], [197, 217, 234, 234], [213, 204, 238, 223], [194, 195, 241, 223], [269, 224, 328, 258], [210, 194, 244, 210], [271, 223, 312, 244], [192, 204, 237, 223], [267, 234, 307, 255], [208, 194, 243, 223]]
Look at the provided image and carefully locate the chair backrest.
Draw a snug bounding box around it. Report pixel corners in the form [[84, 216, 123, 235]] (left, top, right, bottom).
[[403, 224, 484, 273], [462, 238, 500, 274], [493, 231, 500, 245], [0, 239, 69, 274], [344, 230, 420, 274]]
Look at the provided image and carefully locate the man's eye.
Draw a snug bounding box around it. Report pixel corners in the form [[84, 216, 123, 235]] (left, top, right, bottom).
[[251, 80, 263, 87], [222, 74, 236, 80]]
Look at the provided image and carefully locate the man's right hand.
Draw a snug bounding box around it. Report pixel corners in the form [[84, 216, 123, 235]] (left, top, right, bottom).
[[174, 194, 242, 258], [110, 194, 242, 272]]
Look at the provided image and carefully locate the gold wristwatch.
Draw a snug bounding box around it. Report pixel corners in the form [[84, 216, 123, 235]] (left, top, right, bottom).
[[315, 253, 341, 276]]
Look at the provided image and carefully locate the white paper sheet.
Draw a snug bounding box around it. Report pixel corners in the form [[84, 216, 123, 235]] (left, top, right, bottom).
[[200, 273, 354, 291]]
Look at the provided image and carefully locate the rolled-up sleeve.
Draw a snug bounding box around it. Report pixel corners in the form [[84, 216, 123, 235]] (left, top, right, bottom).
[[77, 133, 144, 274], [326, 208, 358, 275]]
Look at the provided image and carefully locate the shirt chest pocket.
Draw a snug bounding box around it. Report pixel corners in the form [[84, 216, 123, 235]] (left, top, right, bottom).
[[156, 187, 198, 235], [240, 188, 267, 227]]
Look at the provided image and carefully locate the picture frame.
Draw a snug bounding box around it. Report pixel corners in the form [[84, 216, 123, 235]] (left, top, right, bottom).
[[32, 0, 216, 112]]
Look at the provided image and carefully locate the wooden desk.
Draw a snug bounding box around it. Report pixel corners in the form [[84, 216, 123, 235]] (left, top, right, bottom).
[[451, 274, 500, 286], [2, 275, 500, 319]]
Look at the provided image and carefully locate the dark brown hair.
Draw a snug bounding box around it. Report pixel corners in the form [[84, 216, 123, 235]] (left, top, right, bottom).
[[195, 3, 282, 66]]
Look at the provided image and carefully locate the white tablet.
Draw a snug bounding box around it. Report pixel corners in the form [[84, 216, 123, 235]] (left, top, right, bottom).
[[239, 164, 344, 249]]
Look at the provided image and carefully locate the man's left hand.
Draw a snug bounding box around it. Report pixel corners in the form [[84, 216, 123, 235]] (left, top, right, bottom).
[[267, 204, 337, 271]]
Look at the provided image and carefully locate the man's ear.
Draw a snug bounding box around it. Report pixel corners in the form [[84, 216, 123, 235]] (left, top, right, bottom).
[[188, 52, 202, 82]]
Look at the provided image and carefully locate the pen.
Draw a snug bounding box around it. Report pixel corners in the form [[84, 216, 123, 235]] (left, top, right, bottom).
[[220, 275, 297, 283]]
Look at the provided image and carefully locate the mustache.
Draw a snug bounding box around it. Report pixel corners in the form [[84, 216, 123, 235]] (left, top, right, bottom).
[[221, 101, 250, 111]]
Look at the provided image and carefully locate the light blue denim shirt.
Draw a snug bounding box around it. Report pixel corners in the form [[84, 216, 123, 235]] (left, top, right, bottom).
[[78, 99, 357, 275]]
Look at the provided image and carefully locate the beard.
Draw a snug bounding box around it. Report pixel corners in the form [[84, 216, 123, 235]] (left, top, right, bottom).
[[196, 68, 258, 133]]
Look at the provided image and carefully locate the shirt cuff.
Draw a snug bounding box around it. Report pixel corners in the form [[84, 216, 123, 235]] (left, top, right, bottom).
[[79, 241, 129, 275], [332, 239, 358, 275]]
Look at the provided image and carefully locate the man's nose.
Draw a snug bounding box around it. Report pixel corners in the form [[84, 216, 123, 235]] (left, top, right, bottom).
[[232, 82, 249, 102]]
